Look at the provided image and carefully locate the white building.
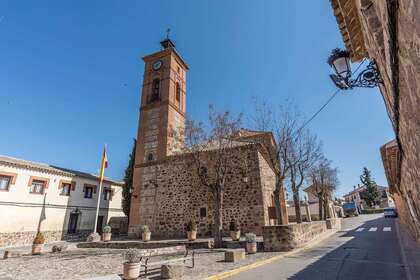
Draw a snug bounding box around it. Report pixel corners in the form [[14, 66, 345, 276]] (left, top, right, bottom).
[[287, 185, 340, 222], [343, 185, 394, 211], [0, 155, 126, 247]]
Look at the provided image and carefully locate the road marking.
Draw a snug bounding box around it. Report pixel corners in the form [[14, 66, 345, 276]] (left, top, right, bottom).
[[355, 228, 365, 232], [368, 227, 377, 232], [383, 227, 391, 232]]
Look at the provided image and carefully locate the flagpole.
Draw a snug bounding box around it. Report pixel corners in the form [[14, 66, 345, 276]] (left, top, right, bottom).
[[89, 144, 107, 240], [93, 179, 103, 234]]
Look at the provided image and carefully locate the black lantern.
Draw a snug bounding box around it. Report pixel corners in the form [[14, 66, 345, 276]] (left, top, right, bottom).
[[328, 48, 352, 80], [328, 48, 382, 90]]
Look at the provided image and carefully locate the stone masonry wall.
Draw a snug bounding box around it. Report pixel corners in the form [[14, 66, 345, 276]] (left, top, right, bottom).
[[257, 151, 277, 226], [355, 0, 420, 241], [131, 144, 276, 238], [263, 221, 328, 252], [0, 230, 91, 247]]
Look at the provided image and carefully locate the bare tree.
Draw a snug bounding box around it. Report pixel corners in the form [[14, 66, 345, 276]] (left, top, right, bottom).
[[287, 129, 322, 223], [309, 158, 339, 220], [252, 102, 321, 224], [182, 106, 243, 248]]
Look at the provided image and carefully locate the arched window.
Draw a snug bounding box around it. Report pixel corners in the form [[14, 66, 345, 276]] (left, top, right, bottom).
[[176, 83, 181, 103], [147, 153, 154, 162], [150, 79, 160, 103]]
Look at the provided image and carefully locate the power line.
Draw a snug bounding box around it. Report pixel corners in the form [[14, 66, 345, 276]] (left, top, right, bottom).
[[298, 88, 341, 132], [297, 58, 367, 132]]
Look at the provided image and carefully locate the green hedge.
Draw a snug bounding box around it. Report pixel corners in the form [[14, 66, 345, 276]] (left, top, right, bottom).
[[361, 208, 385, 214]]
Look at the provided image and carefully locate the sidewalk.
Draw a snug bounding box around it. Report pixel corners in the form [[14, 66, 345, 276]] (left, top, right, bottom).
[[395, 219, 420, 280], [0, 229, 339, 280], [0, 241, 78, 256]]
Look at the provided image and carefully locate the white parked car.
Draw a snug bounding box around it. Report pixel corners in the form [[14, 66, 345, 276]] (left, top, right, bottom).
[[384, 207, 398, 218]]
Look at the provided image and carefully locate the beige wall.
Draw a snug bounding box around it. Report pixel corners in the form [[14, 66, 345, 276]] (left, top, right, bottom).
[[0, 164, 125, 236]]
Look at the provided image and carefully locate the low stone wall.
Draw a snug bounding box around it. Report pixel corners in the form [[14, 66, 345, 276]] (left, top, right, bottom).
[[326, 218, 342, 230], [0, 230, 91, 247], [262, 221, 328, 251], [77, 239, 214, 250], [223, 240, 265, 251], [288, 214, 321, 223]]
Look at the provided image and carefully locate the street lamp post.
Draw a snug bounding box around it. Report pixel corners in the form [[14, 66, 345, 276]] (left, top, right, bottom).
[[327, 48, 382, 90]]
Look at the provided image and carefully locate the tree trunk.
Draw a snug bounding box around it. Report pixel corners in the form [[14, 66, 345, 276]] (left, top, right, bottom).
[[213, 186, 224, 248], [323, 197, 329, 220], [317, 194, 323, 221], [293, 190, 302, 223]]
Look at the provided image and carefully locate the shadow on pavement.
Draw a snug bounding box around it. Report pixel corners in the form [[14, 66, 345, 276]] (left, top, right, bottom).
[[287, 216, 407, 280]]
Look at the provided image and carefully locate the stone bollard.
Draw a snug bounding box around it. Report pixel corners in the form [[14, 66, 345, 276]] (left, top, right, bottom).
[[161, 264, 184, 279], [224, 248, 245, 262], [86, 233, 101, 242], [3, 251, 21, 259]]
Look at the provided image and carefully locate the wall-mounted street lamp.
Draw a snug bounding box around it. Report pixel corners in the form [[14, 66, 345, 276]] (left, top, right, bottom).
[[327, 48, 382, 90]]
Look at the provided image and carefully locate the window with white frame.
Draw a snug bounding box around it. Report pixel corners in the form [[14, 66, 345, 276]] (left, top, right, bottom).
[[29, 179, 46, 194], [84, 185, 94, 199], [60, 182, 71, 196], [103, 188, 112, 201], [0, 175, 11, 191]]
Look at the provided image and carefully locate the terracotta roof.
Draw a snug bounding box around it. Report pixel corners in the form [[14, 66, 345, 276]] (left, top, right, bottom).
[[0, 155, 123, 185], [330, 0, 368, 61], [380, 139, 400, 194], [343, 185, 388, 197]]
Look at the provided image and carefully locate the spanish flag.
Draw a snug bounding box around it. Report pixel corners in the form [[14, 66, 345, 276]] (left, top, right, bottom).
[[99, 144, 108, 184]]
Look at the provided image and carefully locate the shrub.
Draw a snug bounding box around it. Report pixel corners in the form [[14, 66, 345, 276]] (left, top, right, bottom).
[[229, 220, 239, 232], [103, 225, 112, 233], [186, 220, 197, 232], [245, 233, 256, 243], [33, 232, 45, 245], [123, 248, 142, 263], [141, 225, 150, 233]]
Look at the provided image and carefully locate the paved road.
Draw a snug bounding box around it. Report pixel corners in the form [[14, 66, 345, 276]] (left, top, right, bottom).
[[229, 214, 407, 280]]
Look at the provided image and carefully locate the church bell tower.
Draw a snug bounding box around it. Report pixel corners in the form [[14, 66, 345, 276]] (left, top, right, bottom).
[[136, 37, 188, 163], [129, 37, 188, 234]]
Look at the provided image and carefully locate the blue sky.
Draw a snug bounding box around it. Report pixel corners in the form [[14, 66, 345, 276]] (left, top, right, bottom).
[[0, 1, 394, 197]]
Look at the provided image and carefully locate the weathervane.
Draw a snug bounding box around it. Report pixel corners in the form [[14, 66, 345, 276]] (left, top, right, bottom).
[[160, 27, 175, 49], [166, 28, 171, 40]]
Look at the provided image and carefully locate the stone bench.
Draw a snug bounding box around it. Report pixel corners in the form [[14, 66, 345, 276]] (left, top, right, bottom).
[[224, 248, 245, 262], [141, 245, 194, 276]]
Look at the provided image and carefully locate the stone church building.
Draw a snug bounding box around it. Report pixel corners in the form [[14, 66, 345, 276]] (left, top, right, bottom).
[[128, 38, 287, 238]]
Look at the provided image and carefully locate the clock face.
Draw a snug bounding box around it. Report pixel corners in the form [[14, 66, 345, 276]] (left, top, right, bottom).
[[152, 60, 162, 71]]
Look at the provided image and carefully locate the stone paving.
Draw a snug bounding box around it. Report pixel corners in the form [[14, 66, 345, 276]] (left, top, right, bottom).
[[0, 247, 283, 280]]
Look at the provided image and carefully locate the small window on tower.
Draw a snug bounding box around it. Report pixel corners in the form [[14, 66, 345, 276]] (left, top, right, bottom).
[[147, 153, 154, 162], [176, 83, 181, 103], [177, 66, 180, 74], [149, 79, 160, 104]]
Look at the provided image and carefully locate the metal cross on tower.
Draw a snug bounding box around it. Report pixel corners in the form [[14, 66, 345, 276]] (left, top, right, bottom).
[[166, 28, 171, 40]]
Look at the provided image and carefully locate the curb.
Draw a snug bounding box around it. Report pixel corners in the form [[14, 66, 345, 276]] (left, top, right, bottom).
[[205, 228, 339, 280]]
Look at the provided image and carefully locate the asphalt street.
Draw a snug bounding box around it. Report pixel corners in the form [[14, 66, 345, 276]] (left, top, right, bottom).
[[229, 214, 407, 280]]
